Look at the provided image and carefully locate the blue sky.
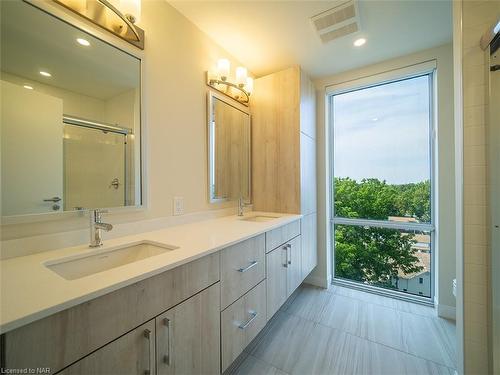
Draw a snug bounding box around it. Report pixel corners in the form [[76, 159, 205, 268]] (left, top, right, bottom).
[[333, 75, 431, 185]]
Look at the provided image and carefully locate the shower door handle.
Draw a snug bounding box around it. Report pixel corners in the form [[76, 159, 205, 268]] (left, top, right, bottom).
[[43, 196, 61, 202]]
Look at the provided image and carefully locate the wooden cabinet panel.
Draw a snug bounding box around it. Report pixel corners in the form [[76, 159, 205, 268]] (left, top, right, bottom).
[[252, 66, 301, 213], [299, 69, 316, 139], [156, 283, 220, 375], [265, 220, 301, 253], [266, 245, 288, 320], [3, 253, 220, 374], [221, 281, 267, 372], [287, 236, 302, 296], [300, 133, 317, 216], [301, 213, 317, 279], [59, 320, 155, 375], [220, 234, 265, 309]]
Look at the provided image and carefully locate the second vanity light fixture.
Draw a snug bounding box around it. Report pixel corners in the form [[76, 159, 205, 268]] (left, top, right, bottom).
[[207, 59, 253, 105]]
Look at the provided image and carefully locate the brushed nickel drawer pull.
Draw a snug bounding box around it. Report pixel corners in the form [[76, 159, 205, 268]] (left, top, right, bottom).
[[143, 329, 152, 375], [287, 244, 292, 265], [237, 260, 258, 273], [282, 246, 288, 268], [163, 318, 172, 365], [238, 311, 258, 330]]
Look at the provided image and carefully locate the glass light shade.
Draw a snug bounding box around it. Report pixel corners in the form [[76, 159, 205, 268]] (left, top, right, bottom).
[[236, 67, 247, 86], [217, 59, 230, 80], [120, 0, 141, 23], [245, 77, 253, 94]]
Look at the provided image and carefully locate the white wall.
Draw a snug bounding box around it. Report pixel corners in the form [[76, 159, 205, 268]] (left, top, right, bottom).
[[312, 44, 456, 314], [0, 1, 249, 252], [1, 72, 106, 120]]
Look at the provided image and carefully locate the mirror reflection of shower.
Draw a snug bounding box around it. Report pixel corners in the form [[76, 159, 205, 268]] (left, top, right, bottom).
[[62, 115, 132, 211]]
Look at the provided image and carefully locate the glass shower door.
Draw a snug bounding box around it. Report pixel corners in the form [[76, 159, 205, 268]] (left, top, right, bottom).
[[63, 125, 126, 210]]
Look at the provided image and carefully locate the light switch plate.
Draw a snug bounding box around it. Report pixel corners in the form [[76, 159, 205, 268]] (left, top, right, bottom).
[[173, 196, 184, 216]]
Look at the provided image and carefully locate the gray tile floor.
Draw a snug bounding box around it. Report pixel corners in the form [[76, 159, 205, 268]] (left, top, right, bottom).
[[230, 284, 456, 375]]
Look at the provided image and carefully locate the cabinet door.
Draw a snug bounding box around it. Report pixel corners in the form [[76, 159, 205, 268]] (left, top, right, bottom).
[[156, 283, 220, 375], [266, 245, 288, 320], [301, 214, 317, 279], [287, 235, 302, 296], [59, 320, 155, 375]]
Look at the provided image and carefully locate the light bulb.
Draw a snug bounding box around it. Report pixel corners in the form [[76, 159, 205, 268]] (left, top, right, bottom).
[[245, 77, 253, 94], [236, 67, 247, 87], [217, 59, 230, 81]]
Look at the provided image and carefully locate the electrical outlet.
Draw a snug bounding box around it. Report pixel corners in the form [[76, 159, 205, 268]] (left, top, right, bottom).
[[173, 196, 184, 216]]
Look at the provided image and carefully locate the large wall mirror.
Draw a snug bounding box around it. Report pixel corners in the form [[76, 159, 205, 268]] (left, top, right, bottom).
[[1, 0, 142, 218], [207, 91, 251, 203]]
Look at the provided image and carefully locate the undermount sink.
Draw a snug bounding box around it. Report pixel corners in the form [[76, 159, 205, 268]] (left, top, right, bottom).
[[44, 241, 179, 280], [240, 215, 280, 222]]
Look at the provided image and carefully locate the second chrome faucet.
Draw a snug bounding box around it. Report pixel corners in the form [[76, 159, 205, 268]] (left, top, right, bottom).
[[89, 209, 113, 247]]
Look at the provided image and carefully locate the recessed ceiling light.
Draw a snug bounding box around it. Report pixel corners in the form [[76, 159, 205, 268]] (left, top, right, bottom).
[[372, 117, 378, 122], [23, 85, 33, 90], [39, 71, 52, 77], [76, 38, 90, 46], [354, 38, 366, 47]]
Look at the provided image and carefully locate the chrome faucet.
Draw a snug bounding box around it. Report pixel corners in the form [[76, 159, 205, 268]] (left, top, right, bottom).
[[238, 196, 251, 217], [89, 209, 113, 247]]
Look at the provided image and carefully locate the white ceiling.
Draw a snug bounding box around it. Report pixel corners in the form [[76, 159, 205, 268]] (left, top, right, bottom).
[[1, 1, 140, 100], [169, 0, 453, 79]]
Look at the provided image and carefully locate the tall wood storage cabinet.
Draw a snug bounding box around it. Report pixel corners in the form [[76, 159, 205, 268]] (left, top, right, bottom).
[[251, 65, 317, 280]]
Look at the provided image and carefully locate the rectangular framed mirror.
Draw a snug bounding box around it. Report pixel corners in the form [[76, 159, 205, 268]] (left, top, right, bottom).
[[1, 0, 143, 220], [207, 91, 251, 203]]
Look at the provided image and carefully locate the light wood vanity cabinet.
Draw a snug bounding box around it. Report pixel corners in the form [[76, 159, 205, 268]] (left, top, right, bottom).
[[2, 253, 220, 374], [2, 219, 307, 375]]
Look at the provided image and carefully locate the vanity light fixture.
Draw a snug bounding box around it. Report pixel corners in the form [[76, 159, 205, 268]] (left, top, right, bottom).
[[39, 71, 52, 77], [23, 85, 34, 90], [207, 59, 253, 105], [354, 37, 366, 47], [76, 38, 90, 46], [54, 0, 145, 49]]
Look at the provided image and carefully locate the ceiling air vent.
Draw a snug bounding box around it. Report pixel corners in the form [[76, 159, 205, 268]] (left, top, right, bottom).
[[311, 0, 360, 43]]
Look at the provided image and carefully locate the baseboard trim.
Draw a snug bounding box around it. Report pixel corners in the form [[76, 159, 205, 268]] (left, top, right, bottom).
[[437, 303, 456, 320]]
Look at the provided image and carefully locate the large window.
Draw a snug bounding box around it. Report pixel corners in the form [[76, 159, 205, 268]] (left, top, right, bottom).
[[330, 72, 435, 299]]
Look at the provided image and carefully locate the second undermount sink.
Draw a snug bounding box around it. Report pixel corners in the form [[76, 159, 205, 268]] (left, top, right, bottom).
[[44, 241, 179, 280], [240, 215, 280, 222]]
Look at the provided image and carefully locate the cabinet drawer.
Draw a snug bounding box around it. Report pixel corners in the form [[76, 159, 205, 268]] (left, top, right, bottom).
[[265, 220, 301, 253], [59, 320, 155, 375], [220, 234, 265, 309], [3, 253, 220, 374], [221, 280, 267, 372]]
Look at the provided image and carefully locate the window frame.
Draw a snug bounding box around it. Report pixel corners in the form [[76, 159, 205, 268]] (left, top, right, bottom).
[[327, 61, 437, 304]]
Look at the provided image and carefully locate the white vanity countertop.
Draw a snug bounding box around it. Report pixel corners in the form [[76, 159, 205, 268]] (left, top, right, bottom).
[[0, 212, 301, 333]]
